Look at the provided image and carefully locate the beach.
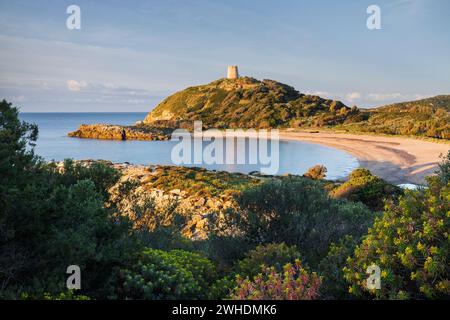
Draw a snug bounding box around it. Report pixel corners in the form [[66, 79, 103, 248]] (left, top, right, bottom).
[[280, 131, 450, 185]]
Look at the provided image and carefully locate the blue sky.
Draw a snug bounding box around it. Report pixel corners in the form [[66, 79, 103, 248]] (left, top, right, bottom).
[[0, 0, 449, 112]]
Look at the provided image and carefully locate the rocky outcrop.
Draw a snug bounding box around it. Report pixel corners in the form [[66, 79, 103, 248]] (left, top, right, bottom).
[[56, 160, 260, 239], [68, 124, 172, 141], [106, 163, 262, 239]]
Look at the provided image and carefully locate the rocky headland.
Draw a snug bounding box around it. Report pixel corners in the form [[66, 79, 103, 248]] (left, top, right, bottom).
[[68, 124, 172, 141]]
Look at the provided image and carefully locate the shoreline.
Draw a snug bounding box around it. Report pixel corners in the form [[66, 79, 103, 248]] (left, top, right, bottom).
[[200, 129, 449, 184], [278, 130, 449, 185], [67, 124, 449, 185]]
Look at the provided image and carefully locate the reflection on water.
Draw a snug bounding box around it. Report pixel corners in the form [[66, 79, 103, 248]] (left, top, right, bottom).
[[20, 113, 360, 180]]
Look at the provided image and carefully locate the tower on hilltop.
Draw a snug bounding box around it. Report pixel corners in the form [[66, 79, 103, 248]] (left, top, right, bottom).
[[227, 66, 239, 79]]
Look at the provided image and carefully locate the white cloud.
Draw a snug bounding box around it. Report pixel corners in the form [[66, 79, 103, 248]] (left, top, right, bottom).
[[367, 93, 403, 101], [345, 92, 361, 102], [304, 90, 330, 97], [366, 93, 433, 103], [67, 80, 87, 92]]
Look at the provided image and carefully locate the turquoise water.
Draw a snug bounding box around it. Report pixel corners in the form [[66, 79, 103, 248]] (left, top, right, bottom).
[[19, 113, 360, 179]]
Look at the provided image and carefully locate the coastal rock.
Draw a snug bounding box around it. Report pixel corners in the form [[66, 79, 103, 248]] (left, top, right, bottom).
[[68, 124, 172, 141]]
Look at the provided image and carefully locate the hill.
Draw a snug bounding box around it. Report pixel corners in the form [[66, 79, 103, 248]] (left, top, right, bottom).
[[143, 77, 361, 129], [342, 95, 450, 139], [68, 78, 449, 141]]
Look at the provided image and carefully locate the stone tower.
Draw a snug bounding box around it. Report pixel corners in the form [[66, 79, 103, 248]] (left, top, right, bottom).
[[227, 66, 239, 79]]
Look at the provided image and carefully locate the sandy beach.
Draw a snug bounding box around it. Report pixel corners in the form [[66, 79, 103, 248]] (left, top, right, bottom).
[[280, 131, 450, 185]]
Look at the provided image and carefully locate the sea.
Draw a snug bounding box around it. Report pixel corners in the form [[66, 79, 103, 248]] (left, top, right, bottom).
[[18, 113, 360, 180]]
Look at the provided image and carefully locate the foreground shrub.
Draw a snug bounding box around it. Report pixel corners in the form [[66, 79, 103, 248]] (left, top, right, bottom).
[[21, 291, 91, 300], [344, 159, 450, 299], [116, 249, 219, 299], [236, 243, 301, 279], [231, 260, 321, 300], [331, 168, 402, 211], [437, 151, 450, 185], [317, 236, 358, 299], [303, 165, 327, 180], [213, 177, 375, 266], [0, 100, 140, 299], [199, 234, 252, 273]]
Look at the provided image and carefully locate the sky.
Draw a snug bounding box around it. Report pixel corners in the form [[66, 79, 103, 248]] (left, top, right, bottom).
[[0, 0, 449, 112]]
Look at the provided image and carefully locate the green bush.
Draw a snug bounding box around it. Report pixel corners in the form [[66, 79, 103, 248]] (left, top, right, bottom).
[[332, 168, 402, 211], [0, 100, 140, 299], [214, 177, 376, 267], [437, 151, 450, 185], [236, 243, 301, 279], [344, 158, 450, 299], [21, 291, 91, 300], [198, 233, 253, 273], [116, 249, 219, 299], [317, 236, 358, 299], [56, 159, 121, 199]]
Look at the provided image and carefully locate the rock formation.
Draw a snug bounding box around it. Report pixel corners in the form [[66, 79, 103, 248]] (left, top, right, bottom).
[[68, 124, 171, 141]]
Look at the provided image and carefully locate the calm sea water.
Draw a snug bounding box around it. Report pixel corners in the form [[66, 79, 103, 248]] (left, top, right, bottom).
[[19, 113, 359, 179]]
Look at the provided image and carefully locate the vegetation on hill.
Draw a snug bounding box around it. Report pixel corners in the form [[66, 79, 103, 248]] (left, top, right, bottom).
[[339, 95, 450, 139], [235, 243, 301, 279], [140, 165, 259, 198], [142, 78, 449, 139], [67, 78, 449, 141], [144, 77, 360, 129]]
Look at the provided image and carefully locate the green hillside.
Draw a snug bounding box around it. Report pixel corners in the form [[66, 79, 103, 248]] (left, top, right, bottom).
[[144, 77, 361, 129], [342, 95, 450, 139], [142, 77, 449, 139]]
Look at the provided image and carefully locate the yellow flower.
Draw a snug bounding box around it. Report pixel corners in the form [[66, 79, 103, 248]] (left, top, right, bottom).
[[416, 242, 424, 251]]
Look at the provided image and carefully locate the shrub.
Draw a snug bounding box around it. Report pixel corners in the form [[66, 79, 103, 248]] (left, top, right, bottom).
[[20, 291, 91, 300], [236, 243, 301, 279], [0, 100, 140, 299], [115, 249, 218, 299], [231, 260, 321, 300], [344, 159, 450, 299], [331, 168, 402, 211], [303, 165, 327, 180], [56, 159, 121, 199], [213, 177, 375, 267], [317, 236, 358, 299], [199, 234, 252, 273], [437, 151, 450, 185]]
